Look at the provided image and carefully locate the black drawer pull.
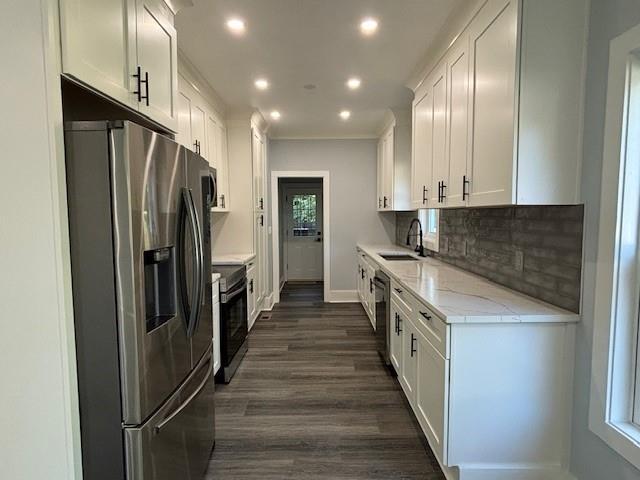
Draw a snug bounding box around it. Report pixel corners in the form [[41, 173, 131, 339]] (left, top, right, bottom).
[[420, 311, 432, 321], [394, 288, 403, 294], [410, 334, 416, 357]]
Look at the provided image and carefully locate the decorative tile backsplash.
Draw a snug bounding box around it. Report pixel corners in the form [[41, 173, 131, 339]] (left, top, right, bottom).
[[396, 206, 584, 313]]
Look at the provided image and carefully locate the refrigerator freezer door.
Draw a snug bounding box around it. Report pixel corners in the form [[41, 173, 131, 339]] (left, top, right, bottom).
[[124, 349, 215, 480], [185, 149, 214, 366], [111, 122, 192, 424]]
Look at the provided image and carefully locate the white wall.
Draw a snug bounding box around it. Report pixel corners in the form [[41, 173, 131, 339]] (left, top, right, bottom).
[[0, 0, 81, 479], [570, 1, 640, 479], [269, 139, 395, 294]]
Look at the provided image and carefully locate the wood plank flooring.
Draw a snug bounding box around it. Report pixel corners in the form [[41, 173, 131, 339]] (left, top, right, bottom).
[[207, 282, 445, 480]]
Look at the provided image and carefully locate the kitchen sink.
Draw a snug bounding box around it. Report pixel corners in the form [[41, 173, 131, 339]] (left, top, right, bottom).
[[378, 253, 420, 261]]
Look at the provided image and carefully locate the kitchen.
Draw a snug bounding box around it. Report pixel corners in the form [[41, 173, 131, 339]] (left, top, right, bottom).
[[2, 1, 640, 480]]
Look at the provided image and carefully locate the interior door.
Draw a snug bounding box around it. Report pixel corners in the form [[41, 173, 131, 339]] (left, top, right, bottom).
[[285, 187, 323, 281], [135, 0, 177, 130]]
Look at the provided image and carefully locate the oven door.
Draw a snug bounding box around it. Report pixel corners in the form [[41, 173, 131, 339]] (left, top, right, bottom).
[[220, 279, 248, 367]]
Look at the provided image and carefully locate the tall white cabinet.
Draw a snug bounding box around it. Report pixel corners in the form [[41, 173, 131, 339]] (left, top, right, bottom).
[[59, 0, 178, 131], [411, 0, 588, 208], [252, 128, 268, 313], [176, 65, 230, 212], [376, 109, 412, 212]]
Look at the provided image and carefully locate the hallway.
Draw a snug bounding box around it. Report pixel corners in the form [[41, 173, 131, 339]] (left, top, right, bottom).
[[207, 285, 445, 479]]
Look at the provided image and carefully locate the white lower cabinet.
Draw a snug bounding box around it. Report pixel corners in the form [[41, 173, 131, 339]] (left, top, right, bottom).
[[357, 254, 376, 330], [358, 250, 575, 479], [246, 262, 257, 330], [400, 316, 418, 404], [212, 278, 221, 375], [415, 328, 448, 462]]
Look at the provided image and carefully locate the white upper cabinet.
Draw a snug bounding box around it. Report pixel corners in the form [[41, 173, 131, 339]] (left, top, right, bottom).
[[60, 0, 178, 131], [59, 0, 137, 109], [429, 64, 448, 206], [207, 117, 229, 211], [176, 90, 192, 149], [411, 90, 434, 209], [134, 0, 177, 130], [445, 36, 471, 208], [467, 0, 518, 206], [411, 0, 588, 208], [376, 109, 412, 212]]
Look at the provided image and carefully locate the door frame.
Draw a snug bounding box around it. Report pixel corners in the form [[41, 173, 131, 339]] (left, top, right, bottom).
[[271, 171, 330, 304]]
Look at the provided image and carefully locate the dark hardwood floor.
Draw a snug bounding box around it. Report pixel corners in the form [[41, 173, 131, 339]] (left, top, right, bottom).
[[207, 282, 445, 480]]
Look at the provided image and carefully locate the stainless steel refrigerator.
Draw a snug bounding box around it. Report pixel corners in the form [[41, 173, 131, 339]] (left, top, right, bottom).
[[64, 121, 216, 480]]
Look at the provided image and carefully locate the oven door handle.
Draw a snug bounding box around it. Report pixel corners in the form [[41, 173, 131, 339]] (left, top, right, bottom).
[[221, 279, 247, 303]]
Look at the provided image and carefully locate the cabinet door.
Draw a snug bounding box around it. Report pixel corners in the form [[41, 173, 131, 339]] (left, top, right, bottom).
[[384, 129, 395, 210], [412, 89, 434, 209], [430, 63, 448, 206], [217, 126, 230, 210], [252, 130, 265, 211], [135, 0, 178, 130], [247, 264, 256, 329], [468, 0, 518, 206], [191, 103, 206, 159], [60, 0, 137, 109], [176, 89, 193, 149], [415, 330, 448, 462], [366, 264, 376, 324], [390, 301, 404, 374], [446, 36, 471, 208], [213, 300, 221, 374], [400, 317, 418, 404], [254, 213, 265, 308], [377, 138, 384, 211]]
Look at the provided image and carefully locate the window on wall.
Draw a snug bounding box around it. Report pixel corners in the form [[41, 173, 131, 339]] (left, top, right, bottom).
[[292, 194, 317, 236], [419, 208, 439, 252], [589, 23, 640, 470]]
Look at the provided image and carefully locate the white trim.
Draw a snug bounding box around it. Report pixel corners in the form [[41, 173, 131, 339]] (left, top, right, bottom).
[[589, 20, 640, 470], [271, 171, 331, 304], [269, 134, 378, 141], [328, 290, 359, 303]]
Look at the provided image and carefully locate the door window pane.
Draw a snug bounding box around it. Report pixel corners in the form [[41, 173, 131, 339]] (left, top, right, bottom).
[[292, 194, 317, 236]]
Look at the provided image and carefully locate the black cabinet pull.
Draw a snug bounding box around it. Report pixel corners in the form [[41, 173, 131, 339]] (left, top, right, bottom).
[[437, 181, 441, 202], [220, 194, 225, 209], [369, 278, 373, 293], [394, 287, 403, 294], [193, 140, 200, 155], [259, 215, 264, 226], [259, 198, 264, 209], [420, 311, 432, 321], [422, 185, 428, 205], [249, 279, 254, 293], [394, 313, 398, 334], [398, 317, 402, 334], [144, 71, 149, 106], [361, 268, 365, 280], [378, 197, 382, 208], [441, 181, 447, 201], [462, 175, 470, 201], [133, 66, 143, 102], [410, 333, 416, 357], [383, 196, 388, 208]]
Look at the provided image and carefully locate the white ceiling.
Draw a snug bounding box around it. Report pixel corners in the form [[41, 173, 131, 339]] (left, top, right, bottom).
[[176, 0, 462, 138]]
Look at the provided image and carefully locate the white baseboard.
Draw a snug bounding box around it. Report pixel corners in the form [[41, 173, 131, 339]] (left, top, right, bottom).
[[456, 467, 576, 480], [328, 289, 359, 303], [263, 293, 275, 311]]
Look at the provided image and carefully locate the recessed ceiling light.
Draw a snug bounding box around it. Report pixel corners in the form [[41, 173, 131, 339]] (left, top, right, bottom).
[[226, 18, 246, 34], [270, 110, 281, 120], [347, 77, 361, 90], [254, 78, 269, 90], [339, 110, 351, 120], [360, 17, 378, 35]]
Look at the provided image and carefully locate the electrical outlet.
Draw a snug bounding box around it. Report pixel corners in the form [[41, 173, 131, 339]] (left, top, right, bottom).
[[514, 250, 524, 272]]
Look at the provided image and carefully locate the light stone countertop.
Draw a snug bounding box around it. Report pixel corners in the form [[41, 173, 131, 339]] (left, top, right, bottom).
[[357, 244, 579, 324], [211, 253, 256, 265], [211, 273, 221, 282]]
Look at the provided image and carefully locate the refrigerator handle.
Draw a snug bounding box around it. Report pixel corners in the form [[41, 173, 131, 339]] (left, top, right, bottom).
[[154, 355, 213, 434], [184, 188, 205, 338]]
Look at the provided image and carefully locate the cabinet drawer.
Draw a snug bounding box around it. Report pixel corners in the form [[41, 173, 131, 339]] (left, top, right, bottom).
[[413, 303, 448, 359], [390, 280, 413, 315]]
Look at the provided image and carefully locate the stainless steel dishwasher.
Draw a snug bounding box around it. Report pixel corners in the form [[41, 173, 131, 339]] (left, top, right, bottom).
[[373, 270, 391, 366]]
